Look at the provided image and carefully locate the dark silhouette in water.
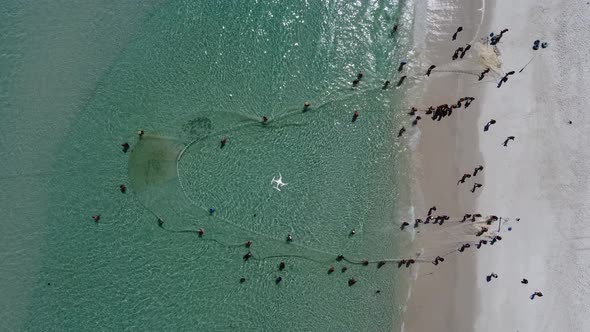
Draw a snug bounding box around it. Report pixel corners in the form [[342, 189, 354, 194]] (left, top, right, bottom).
[[412, 116, 422, 126], [240, 277, 246, 284], [279, 262, 285, 271], [262, 116, 269, 124], [119, 184, 126, 193], [377, 261, 386, 269], [471, 183, 483, 193], [276, 276, 283, 284], [398, 61, 407, 72], [473, 165, 484, 176], [138, 130, 144, 139], [426, 65, 436, 76], [328, 266, 335, 274], [341, 266, 348, 273], [220, 136, 227, 148], [452, 26, 463, 41], [382, 80, 391, 90], [92, 215, 100, 223], [243, 251, 252, 261], [400, 222, 410, 230], [352, 111, 360, 122], [484, 119, 496, 132], [397, 126, 406, 137], [458, 173, 472, 185], [303, 101, 311, 112], [121, 142, 130, 153], [478, 68, 490, 81], [502, 136, 515, 146], [348, 278, 357, 286], [397, 76, 407, 86]]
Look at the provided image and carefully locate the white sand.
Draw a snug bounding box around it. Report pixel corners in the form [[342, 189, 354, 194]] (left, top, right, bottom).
[[474, 0, 590, 331]]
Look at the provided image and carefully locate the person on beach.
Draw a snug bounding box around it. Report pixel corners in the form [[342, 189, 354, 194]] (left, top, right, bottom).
[[424, 215, 432, 224], [478, 68, 490, 81], [398, 260, 406, 268], [476, 227, 489, 237], [92, 215, 100, 223], [414, 219, 421, 228], [121, 142, 130, 153], [397, 126, 406, 137], [497, 71, 514, 88], [471, 183, 483, 193], [484, 119, 496, 132], [411, 116, 422, 126], [397, 75, 407, 86], [426, 65, 436, 76], [398, 61, 407, 72], [458, 244, 471, 252], [220, 136, 227, 148], [425, 106, 435, 115], [408, 107, 418, 116], [521, 278, 529, 284], [432, 256, 445, 265], [460, 214, 472, 222], [452, 48, 463, 61], [352, 111, 360, 122], [530, 291, 543, 300], [119, 184, 126, 193], [464, 97, 475, 108], [502, 136, 515, 146], [458, 173, 472, 185], [382, 80, 390, 90], [490, 28, 508, 46], [428, 206, 437, 216], [405, 259, 415, 268], [452, 26, 463, 41], [476, 240, 487, 249], [473, 165, 484, 176], [400, 222, 410, 230]]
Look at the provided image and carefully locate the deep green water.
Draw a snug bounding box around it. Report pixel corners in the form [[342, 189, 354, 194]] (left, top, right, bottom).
[[1, 1, 414, 330]]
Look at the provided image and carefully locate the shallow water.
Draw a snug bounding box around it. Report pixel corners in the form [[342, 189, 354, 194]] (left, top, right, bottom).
[[0, 0, 415, 330]]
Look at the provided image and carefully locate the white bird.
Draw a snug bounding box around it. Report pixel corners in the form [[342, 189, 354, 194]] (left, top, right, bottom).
[[271, 173, 288, 191]]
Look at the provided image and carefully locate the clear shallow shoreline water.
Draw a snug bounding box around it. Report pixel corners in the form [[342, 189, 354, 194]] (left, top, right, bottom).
[[1, 1, 415, 330]]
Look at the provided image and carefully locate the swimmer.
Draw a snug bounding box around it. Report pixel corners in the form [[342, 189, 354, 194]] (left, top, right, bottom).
[[391, 25, 398, 34], [398, 260, 406, 268], [357, 72, 364, 80], [502, 136, 515, 147], [478, 68, 490, 81], [408, 107, 417, 116], [397, 75, 407, 87], [276, 277, 283, 284], [414, 219, 422, 228], [406, 259, 415, 268], [411, 116, 422, 126], [457, 173, 472, 185], [245, 241, 252, 248], [352, 79, 360, 87], [473, 165, 484, 176], [350, 228, 356, 236], [397, 126, 406, 137], [398, 61, 407, 72], [198, 228, 204, 237], [121, 142, 130, 153], [157, 218, 164, 227], [352, 111, 360, 123], [348, 278, 357, 286], [92, 215, 100, 223], [240, 277, 246, 283], [209, 208, 216, 215], [262, 116, 269, 124], [483, 119, 496, 132], [287, 234, 293, 243], [426, 65, 436, 76], [303, 101, 311, 112], [138, 130, 144, 139], [428, 206, 437, 216], [341, 266, 348, 273], [243, 251, 252, 261], [279, 262, 285, 271], [471, 183, 483, 193], [400, 222, 410, 230], [336, 255, 344, 261], [452, 26, 463, 41], [220, 136, 227, 148], [119, 184, 126, 193], [328, 266, 335, 274], [382, 80, 390, 90], [362, 259, 369, 266]]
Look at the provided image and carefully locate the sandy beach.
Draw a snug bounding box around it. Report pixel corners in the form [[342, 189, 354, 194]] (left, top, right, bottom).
[[404, 0, 590, 331]]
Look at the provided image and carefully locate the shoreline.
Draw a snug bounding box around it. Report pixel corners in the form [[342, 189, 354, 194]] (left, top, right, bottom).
[[402, 0, 492, 331]]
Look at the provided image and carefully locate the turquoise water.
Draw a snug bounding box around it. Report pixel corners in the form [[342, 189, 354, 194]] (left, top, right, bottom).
[[1, 0, 414, 330]]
